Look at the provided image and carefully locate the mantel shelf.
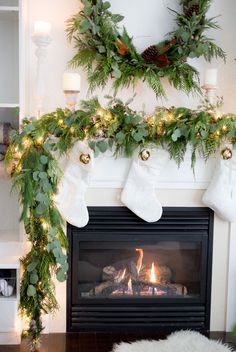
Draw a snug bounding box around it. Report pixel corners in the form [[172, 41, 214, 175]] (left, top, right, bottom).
[[88, 153, 216, 190]]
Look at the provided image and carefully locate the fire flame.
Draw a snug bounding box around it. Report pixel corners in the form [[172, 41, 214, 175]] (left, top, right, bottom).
[[128, 278, 132, 293], [150, 262, 157, 283], [136, 248, 144, 274], [121, 268, 126, 280]]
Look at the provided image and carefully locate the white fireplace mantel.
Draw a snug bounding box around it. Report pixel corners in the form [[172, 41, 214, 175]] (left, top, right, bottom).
[[87, 153, 236, 333], [90, 152, 217, 190]]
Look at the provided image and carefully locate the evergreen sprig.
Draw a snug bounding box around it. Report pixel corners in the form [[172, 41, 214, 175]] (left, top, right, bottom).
[[66, 0, 226, 96], [6, 96, 236, 350]]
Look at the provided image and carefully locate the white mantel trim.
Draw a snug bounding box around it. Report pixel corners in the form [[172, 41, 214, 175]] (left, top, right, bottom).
[[90, 180, 209, 189], [226, 223, 236, 331]]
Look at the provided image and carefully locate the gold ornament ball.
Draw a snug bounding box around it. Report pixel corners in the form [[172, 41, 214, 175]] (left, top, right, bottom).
[[80, 153, 91, 164], [139, 149, 150, 161], [221, 147, 232, 160]]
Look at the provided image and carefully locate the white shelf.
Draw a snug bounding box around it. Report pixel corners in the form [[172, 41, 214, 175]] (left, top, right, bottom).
[[0, 8, 18, 20], [0, 6, 18, 11], [0, 103, 19, 108], [0, 296, 17, 301]]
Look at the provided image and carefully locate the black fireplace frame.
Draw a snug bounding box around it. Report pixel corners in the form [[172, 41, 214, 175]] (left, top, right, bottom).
[[67, 207, 214, 333]]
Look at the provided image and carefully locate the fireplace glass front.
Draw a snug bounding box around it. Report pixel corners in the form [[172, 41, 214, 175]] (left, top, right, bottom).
[[67, 207, 213, 332], [77, 241, 201, 299]]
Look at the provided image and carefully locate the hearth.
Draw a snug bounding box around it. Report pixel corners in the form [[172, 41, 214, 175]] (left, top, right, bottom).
[[67, 207, 213, 332]]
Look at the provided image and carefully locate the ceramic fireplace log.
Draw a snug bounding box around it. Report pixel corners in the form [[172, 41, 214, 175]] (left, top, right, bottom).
[[89, 281, 127, 296], [88, 278, 187, 297], [133, 280, 187, 295]]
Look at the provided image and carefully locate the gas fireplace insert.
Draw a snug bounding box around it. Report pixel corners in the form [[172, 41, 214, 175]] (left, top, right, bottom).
[[67, 207, 213, 332]]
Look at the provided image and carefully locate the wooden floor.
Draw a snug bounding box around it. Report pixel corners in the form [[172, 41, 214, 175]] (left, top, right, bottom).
[[0, 332, 236, 352]]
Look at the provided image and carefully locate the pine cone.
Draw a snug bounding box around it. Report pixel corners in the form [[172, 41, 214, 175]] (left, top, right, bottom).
[[141, 45, 158, 64], [184, 4, 200, 18], [155, 54, 171, 68]]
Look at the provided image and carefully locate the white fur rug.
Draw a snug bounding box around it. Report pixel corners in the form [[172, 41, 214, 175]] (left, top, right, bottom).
[[112, 330, 234, 352]]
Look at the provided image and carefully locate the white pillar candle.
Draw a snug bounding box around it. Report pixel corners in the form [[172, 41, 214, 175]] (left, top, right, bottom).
[[33, 21, 52, 37], [204, 68, 218, 86], [63, 73, 81, 91]]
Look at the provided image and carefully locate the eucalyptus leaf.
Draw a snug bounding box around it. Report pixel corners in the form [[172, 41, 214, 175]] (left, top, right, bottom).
[[40, 155, 48, 165], [171, 129, 182, 142], [112, 14, 124, 23], [27, 285, 36, 297], [38, 171, 48, 179], [80, 20, 92, 33], [200, 130, 208, 139], [36, 192, 48, 203], [102, 1, 111, 10], [56, 269, 67, 282], [27, 261, 38, 272], [30, 274, 38, 285], [133, 131, 144, 142], [43, 143, 52, 152], [189, 51, 197, 58], [97, 140, 108, 153], [36, 203, 47, 215], [33, 171, 39, 181], [116, 131, 125, 144]]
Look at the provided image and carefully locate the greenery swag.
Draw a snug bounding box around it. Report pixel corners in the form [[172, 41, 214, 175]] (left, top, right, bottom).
[[6, 96, 236, 350], [67, 0, 225, 96]]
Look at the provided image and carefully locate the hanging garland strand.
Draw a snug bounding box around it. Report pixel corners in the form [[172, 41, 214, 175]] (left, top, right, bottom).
[[6, 97, 236, 350], [67, 0, 225, 96]]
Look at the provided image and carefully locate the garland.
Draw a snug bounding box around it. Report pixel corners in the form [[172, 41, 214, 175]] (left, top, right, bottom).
[[67, 0, 225, 96], [6, 96, 236, 350]]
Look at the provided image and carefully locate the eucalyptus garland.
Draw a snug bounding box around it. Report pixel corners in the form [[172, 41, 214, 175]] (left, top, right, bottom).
[[67, 0, 225, 96], [6, 96, 236, 350]]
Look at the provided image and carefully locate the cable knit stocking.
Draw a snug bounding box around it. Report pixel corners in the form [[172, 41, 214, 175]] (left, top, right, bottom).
[[121, 149, 169, 222]]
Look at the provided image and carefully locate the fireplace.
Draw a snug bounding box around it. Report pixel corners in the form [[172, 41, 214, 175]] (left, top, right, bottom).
[[67, 207, 214, 332]]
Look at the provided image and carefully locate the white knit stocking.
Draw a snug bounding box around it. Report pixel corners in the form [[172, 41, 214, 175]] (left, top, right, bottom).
[[55, 141, 94, 227], [121, 149, 169, 222], [202, 154, 236, 222]]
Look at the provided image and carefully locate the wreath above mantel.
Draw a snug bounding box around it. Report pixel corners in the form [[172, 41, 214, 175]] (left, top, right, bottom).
[[67, 0, 225, 96]]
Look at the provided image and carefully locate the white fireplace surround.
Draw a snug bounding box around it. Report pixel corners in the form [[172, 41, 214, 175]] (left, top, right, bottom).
[[40, 154, 236, 334]]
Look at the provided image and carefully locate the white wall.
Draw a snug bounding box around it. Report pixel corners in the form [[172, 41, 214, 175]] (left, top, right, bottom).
[[26, 0, 236, 115], [24, 0, 236, 333]]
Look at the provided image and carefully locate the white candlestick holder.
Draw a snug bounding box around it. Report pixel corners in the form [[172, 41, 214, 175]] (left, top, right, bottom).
[[32, 35, 52, 118], [64, 90, 80, 111], [202, 84, 218, 105]]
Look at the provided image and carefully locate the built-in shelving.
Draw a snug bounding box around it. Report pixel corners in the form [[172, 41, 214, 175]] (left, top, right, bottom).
[[0, 260, 20, 344], [0, 0, 20, 237], [0, 8, 19, 105]]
